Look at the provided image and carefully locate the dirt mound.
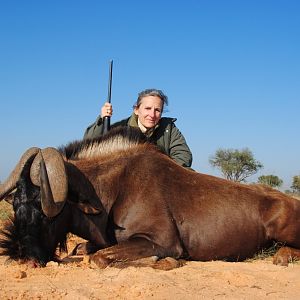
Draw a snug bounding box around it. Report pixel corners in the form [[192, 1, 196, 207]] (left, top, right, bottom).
[[1, 250, 300, 299]]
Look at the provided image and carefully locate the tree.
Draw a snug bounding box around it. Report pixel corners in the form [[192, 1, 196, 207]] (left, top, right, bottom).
[[291, 175, 300, 194], [257, 175, 283, 189], [209, 148, 263, 182]]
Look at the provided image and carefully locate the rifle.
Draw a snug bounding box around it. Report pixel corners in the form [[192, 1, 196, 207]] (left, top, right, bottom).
[[102, 60, 113, 134]]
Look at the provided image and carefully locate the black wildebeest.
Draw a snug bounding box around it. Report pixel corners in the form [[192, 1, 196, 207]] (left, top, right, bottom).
[[1, 127, 300, 269]]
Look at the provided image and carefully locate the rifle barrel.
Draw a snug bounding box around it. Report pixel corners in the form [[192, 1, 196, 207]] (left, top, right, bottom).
[[107, 60, 113, 103]]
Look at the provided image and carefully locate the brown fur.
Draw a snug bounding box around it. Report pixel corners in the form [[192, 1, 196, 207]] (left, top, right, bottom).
[[2, 127, 300, 269], [64, 138, 300, 268]]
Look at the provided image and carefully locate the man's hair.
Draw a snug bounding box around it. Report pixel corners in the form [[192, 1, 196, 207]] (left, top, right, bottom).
[[134, 88, 168, 112]]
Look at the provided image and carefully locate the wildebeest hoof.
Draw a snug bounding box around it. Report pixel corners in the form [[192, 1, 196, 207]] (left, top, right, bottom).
[[273, 255, 289, 266], [154, 257, 186, 270], [90, 253, 111, 269], [273, 247, 292, 266]]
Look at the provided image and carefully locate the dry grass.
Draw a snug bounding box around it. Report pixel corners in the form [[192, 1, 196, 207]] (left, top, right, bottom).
[[248, 242, 283, 261], [0, 201, 13, 222], [292, 194, 300, 200]]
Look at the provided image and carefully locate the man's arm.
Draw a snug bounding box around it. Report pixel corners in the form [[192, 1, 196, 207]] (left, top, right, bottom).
[[169, 125, 193, 168], [83, 116, 104, 140]]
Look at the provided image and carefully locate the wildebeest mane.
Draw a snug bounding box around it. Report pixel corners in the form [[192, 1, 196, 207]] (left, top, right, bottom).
[[58, 126, 148, 160]]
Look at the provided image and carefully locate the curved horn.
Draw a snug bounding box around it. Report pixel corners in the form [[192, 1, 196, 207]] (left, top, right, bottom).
[[39, 147, 68, 218], [0, 147, 40, 201]]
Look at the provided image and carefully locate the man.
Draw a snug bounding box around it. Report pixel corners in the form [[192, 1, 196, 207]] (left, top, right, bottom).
[[84, 88, 192, 168]]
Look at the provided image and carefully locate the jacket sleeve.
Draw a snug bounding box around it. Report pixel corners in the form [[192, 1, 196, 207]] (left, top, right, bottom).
[[169, 124, 193, 168], [83, 115, 104, 140]]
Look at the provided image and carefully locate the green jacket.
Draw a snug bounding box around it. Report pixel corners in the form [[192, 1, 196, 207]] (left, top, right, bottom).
[[83, 113, 193, 168]]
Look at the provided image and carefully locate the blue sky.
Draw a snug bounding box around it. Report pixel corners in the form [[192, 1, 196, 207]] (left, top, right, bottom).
[[0, 0, 299, 190]]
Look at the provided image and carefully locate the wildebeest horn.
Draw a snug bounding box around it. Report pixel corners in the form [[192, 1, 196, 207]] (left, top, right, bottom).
[[0, 147, 40, 201], [39, 147, 68, 218]]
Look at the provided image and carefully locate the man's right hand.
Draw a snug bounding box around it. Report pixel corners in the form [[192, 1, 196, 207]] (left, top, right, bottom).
[[101, 102, 113, 118]]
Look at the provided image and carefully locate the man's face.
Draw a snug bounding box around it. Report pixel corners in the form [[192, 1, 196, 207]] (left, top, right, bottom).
[[134, 95, 163, 129]]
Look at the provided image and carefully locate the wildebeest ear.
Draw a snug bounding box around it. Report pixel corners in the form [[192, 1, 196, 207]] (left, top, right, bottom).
[[71, 202, 103, 215]]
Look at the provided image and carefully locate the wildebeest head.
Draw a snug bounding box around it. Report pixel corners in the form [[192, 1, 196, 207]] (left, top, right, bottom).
[[0, 147, 68, 265], [0, 145, 108, 266]]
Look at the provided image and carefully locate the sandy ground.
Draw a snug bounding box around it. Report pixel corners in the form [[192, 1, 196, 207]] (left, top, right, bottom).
[[1, 197, 300, 300], [1, 235, 300, 300]]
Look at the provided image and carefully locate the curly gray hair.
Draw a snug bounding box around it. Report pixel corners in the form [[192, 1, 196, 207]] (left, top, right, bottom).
[[134, 88, 168, 112]]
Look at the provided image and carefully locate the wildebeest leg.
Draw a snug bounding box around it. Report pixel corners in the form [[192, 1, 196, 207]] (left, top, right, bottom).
[[110, 256, 185, 270], [263, 197, 300, 266], [273, 247, 300, 266], [90, 238, 183, 270]]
